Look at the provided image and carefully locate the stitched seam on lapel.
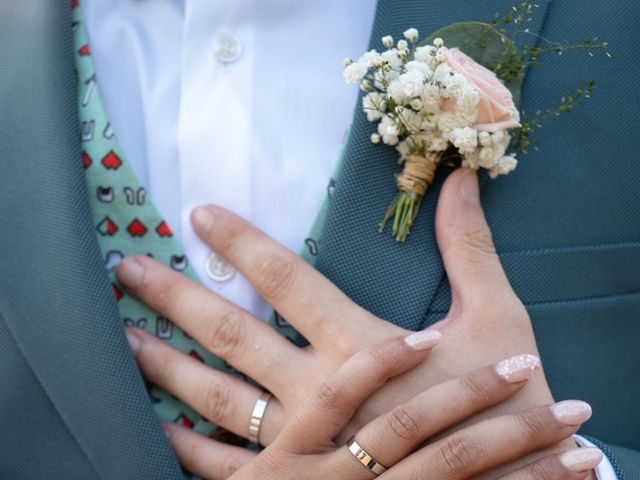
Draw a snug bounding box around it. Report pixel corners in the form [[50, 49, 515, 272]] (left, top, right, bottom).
[[499, 240, 640, 256], [425, 289, 640, 316], [0, 311, 104, 480]]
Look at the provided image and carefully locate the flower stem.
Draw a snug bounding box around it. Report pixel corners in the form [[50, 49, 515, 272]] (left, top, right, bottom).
[[379, 191, 423, 242]]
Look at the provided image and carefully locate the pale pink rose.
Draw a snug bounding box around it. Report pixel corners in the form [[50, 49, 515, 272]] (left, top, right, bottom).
[[443, 47, 521, 132]]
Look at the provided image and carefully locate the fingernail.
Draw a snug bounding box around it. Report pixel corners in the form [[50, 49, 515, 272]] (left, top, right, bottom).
[[192, 206, 214, 231], [459, 168, 480, 203], [496, 354, 541, 383], [117, 258, 145, 288], [161, 421, 173, 440], [404, 329, 442, 350], [125, 328, 142, 353], [551, 400, 593, 426], [560, 448, 603, 472]]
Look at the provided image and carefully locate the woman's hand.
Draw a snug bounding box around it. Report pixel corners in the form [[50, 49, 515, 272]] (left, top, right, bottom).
[[117, 168, 600, 476], [155, 334, 600, 479]]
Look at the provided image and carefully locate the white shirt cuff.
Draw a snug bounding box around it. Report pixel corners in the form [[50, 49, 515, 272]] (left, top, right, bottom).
[[574, 435, 618, 480]]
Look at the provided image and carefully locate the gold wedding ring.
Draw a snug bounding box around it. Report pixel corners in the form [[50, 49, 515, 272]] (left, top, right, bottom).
[[347, 436, 388, 475], [248, 391, 272, 444]]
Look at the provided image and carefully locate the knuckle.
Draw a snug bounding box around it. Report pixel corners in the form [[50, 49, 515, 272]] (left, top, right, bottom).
[[316, 379, 345, 411], [256, 255, 297, 302], [462, 224, 496, 255], [201, 380, 232, 423], [528, 462, 554, 480], [517, 409, 549, 441], [145, 274, 178, 311], [330, 331, 360, 359], [204, 309, 245, 359], [436, 434, 484, 477], [387, 405, 423, 442], [459, 373, 491, 403]]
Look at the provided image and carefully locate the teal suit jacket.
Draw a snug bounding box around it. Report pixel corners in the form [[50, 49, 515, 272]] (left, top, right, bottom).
[[1, 1, 638, 478]]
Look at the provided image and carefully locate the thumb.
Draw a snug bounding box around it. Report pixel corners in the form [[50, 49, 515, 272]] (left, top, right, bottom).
[[435, 168, 513, 311]]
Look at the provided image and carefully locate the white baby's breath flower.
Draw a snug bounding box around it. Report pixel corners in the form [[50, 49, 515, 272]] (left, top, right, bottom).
[[362, 92, 387, 121], [394, 70, 427, 102], [477, 148, 496, 168], [414, 46, 437, 65], [404, 28, 419, 43], [410, 98, 424, 111], [378, 115, 400, 145], [489, 155, 518, 178], [382, 35, 394, 49], [342, 57, 353, 68], [420, 83, 442, 108], [371, 133, 382, 144], [381, 49, 403, 71], [437, 111, 471, 132], [428, 132, 450, 152], [358, 49, 381, 66], [395, 138, 412, 159], [462, 151, 481, 169], [405, 60, 432, 77], [397, 39, 409, 51], [478, 131, 492, 147], [402, 110, 427, 134], [372, 57, 385, 69], [360, 79, 373, 92], [343, 62, 368, 84], [492, 131, 510, 149], [450, 127, 478, 154], [432, 64, 453, 84], [456, 84, 480, 112], [433, 37, 444, 48]]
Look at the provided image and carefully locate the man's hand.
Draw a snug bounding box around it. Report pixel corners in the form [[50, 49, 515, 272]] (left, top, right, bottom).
[[117, 168, 595, 477]]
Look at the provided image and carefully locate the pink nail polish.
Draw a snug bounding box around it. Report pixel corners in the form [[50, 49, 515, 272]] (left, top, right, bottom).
[[404, 330, 442, 350], [495, 354, 541, 383], [551, 400, 593, 426], [125, 328, 142, 353], [560, 448, 603, 472]]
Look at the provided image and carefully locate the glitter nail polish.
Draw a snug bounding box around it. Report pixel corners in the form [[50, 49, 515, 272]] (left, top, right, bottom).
[[551, 400, 593, 426], [495, 354, 541, 383]]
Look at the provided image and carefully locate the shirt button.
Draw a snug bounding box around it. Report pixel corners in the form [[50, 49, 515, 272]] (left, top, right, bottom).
[[204, 252, 236, 282], [213, 32, 242, 64]]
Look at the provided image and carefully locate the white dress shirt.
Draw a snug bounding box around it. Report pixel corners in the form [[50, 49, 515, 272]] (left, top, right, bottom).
[[82, 0, 376, 320], [82, 2, 613, 477]]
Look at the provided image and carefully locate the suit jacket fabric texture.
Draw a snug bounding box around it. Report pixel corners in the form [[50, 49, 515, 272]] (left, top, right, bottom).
[[0, 0, 638, 479]]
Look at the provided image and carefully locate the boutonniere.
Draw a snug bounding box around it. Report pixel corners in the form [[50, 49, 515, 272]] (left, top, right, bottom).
[[344, 1, 609, 242]]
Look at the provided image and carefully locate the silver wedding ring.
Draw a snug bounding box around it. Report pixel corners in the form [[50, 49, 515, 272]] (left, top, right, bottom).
[[347, 436, 388, 475], [248, 391, 272, 444]]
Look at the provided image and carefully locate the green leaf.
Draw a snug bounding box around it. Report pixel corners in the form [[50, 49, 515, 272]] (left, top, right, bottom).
[[423, 22, 522, 106]]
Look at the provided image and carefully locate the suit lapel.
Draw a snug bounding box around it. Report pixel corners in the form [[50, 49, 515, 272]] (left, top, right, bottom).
[[0, 1, 183, 478], [315, 0, 550, 330]]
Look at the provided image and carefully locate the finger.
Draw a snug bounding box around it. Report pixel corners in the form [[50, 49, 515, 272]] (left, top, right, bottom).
[[356, 353, 541, 467], [497, 447, 603, 480], [126, 328, 286, 444], [283, 330, 441, 452], [163, 422, 256, 480], [435, 168, 513, 308], [117, 255, 308, 396], [190, 205, 384, 351], [382, 400, 593, 480]]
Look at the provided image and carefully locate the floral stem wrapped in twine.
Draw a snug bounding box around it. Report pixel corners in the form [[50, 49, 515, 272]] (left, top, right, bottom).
[[380, 154, 439, 241]]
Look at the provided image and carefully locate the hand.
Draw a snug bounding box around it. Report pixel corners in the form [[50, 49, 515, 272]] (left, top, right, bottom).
[[117, 169, 597, 476], [153, 332, 599, 480]]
